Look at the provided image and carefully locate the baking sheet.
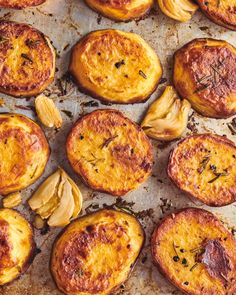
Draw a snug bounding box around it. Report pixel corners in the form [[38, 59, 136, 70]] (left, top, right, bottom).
[[0, 1, 236, 294]]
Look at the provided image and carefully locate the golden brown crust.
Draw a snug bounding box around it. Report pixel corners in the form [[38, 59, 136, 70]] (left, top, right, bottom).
[[196, 0, 236, 31], [0, 113, 50, 195], [167, 133, 236, 206], [0, 0, 45, 9], [66, 109, 153, 196], [151, 208, 236, 295], [69, 29, 162, 104], [0, 21, 55, 97], [0, 209, 35, 286], [84, 0, 152, 21], [51, 209, 145, 295], [173, 38, 236, 118]]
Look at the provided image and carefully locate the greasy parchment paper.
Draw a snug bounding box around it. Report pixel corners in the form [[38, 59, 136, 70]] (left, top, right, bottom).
[[0, 1, 236, 294]]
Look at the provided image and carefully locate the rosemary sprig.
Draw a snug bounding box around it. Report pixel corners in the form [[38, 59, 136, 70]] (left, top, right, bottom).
[[197, 155, 211, 174], [0, 36, 9, 44], [25, 39, 40, 48], [208, 170, 229, 183], [101, 135, 118, 149], [190, 263, 198, 272], [139, 70, 147, 79], [21, 53, 33, 64]]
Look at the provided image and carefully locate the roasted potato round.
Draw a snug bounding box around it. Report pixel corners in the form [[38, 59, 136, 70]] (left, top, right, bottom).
[[167, 134, 236, 207], [151, 208, 236, 295], [66, 109, 153, 196], [0, 209, 35, 285], [69, 29, 162, 104], [84, 0, 152, 21], [0, 113, 50, 195], [174, 38, 236, 118], [51, 209, 144, 294], [0, 0, 45, 9], [0, 21, 55, 97], [196, 0, 236, 30]]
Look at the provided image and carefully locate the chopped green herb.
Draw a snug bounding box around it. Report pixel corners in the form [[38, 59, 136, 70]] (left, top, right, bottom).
[[25, 39, 40, 48], [115, 60, 125, 69], [208, 169, 229, 183], [21, 53, 33, 64], [190, 263, 198, 272], [197, 155, 211, 174], [101, 135, 118, 149], [0, 36, 9, 44]]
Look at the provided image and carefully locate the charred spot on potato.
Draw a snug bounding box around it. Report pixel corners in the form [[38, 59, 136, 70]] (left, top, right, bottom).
[[151, 208, 236, 295], [69, 29, 162, 104], [66, 109, 153, 196], [201, 239, 231, 283], [167, 134, 236, 206], [0, 21, 55, 97], [174, 38, 236, 118], [51, 209, 144, 294]]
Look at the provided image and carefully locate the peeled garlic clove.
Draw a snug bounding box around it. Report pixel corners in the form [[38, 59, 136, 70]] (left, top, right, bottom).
[[3, 192, 22, 208], [141, 86, 191, 141], [59, 168, 82, 219], [47, 180, 75, 227], [158, 0, 198, 22], [28, 170, 61, 210], [35, 95, 62, 128], [36, 193, 60, 219]]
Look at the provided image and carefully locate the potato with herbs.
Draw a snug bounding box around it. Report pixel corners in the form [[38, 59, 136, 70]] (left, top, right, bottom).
[[0, 209, 35, 285], [69, 29, 162, 104], [152, 208, 236, 295], [196, 0, 236, 30], [174, 38, 236, 118], [66, 109, 153, 196], [167, 134, 236, 206], [0, 113, 49, 195], [51, 209, 144, 295], [0, 21, 55, 97]]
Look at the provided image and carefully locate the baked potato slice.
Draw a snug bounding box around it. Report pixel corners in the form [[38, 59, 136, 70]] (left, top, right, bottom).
[[174, 38, 236, 118], [0, 209, 35, 285], [196, 0, 236, 30], [0, 0, 45, 9], [51, 209, 144, 295], [0, 21, 55, 97], [167, 134, 236, 206], [69, 29, 162, 104], [66, 109, 153, 196], [0, 113, 50, 195], [84, 0, 152, 21], [151, 208, 236, 295]]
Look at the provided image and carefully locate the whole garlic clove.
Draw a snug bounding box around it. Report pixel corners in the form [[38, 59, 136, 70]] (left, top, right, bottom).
[[3, 192, 22, 208], [35, 95, 62, 128], [158, 0, 198, 22], [141, 86, 191, 141]]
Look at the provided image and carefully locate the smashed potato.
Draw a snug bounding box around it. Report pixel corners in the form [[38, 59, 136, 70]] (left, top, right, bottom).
[[0, 0, 45, 8], [152, 208, 236, 295]]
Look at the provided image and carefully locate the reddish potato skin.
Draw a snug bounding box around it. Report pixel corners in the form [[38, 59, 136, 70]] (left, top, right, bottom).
[[173, 38, 236, 118], [196, 0, 236, 31], [151, 208, 236, 295], [167, 134, 236, 207]]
